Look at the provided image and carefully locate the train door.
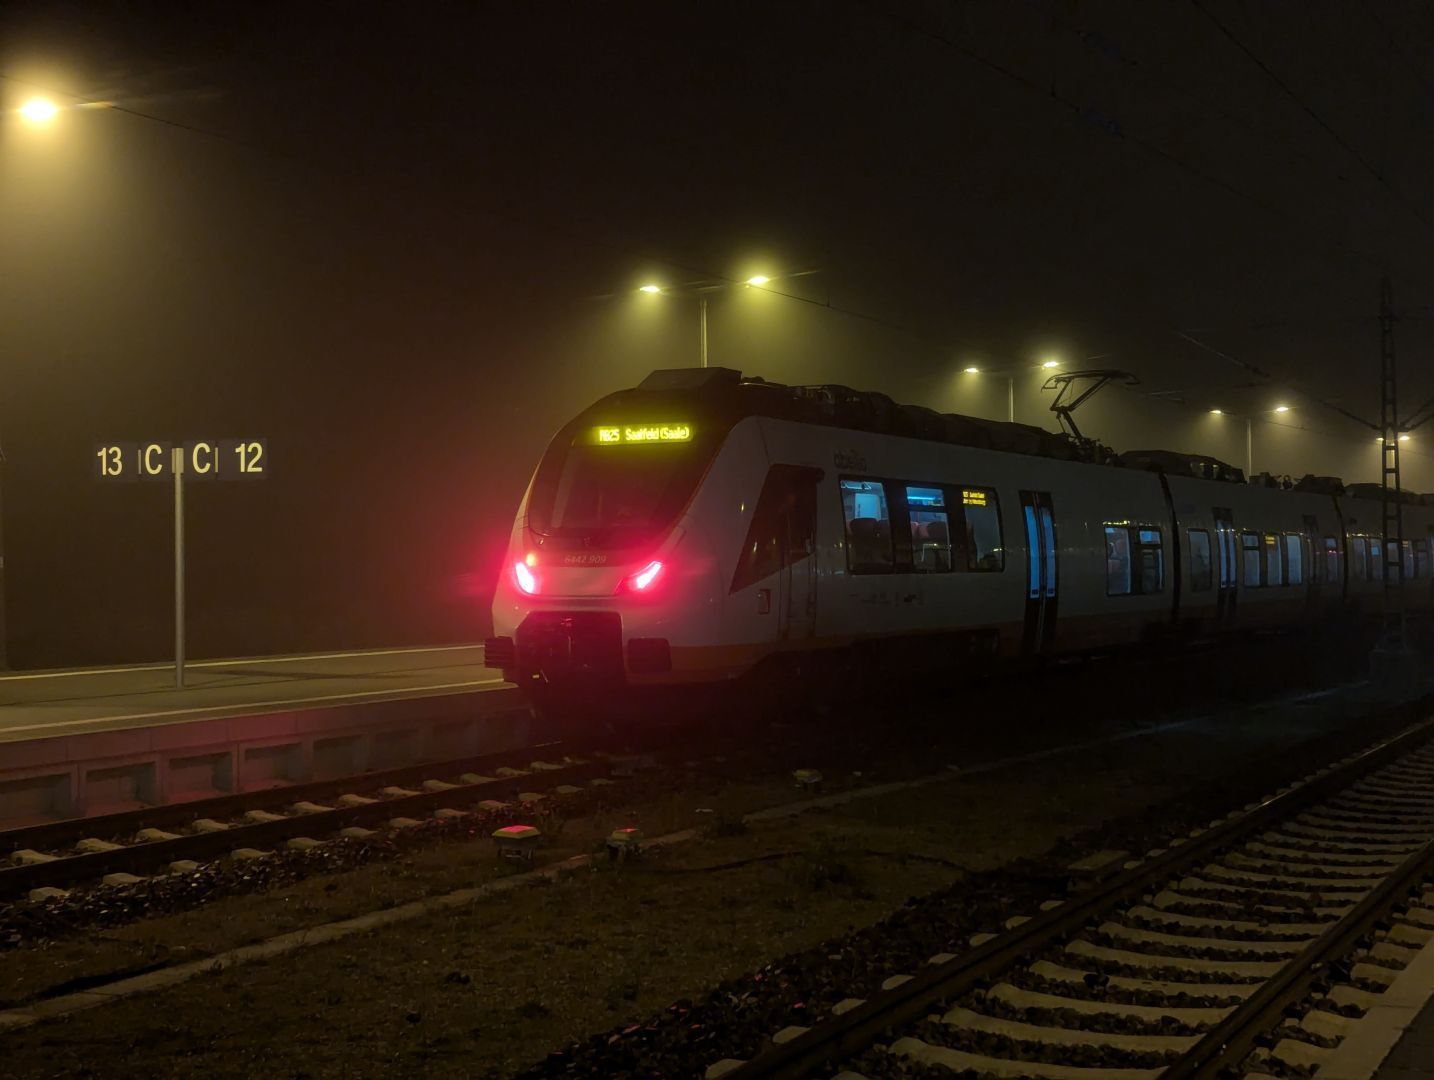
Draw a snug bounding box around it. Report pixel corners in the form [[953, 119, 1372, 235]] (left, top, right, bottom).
[[1303, 514, 1321, 612], [1213, 509, 1237, 623], [777, 467, 820, 641], [1019, 491, 1058, 655]]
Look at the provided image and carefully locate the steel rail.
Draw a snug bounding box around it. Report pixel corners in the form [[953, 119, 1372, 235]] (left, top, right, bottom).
[[1114, 811, 1434, 1076], [725, 711, 1434, 1079], [0, 758, 614, 897]]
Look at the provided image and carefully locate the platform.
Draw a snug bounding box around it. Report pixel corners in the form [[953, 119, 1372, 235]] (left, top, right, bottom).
[[0, 645, 526, 825], [0, 644, 504, 742]]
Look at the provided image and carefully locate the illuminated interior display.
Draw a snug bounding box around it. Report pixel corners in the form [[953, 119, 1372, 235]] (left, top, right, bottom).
[[961, 489, 987, 507], [593, 423, 693, 445]]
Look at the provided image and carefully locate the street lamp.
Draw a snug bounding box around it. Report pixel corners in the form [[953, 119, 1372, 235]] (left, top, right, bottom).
[[959, 358, 1061, 423], [18, 98, 59, 125], [1209, 404, 1293, 477], [636, 272, 779, 368]]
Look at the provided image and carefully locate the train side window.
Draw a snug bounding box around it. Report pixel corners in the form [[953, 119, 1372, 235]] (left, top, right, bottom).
[[1264, 533, 1284, 586], [960, 487, 1004, 571], [839, 478, 893, 574], [1370, 539, 1384, 580], [906, 485, 952, 572], [1105, 526, 1131, 595], [1350, 537, 1367, 580], [1403, 540, 1416, 581], [1323, 537, 1340, 583], [1188, 529, 1213, 591], [1241, 532, 1261, 587], [1135, 527, 1164, 593], [1418, 538, 1431, 579], [1284, 534, 1303, 585]]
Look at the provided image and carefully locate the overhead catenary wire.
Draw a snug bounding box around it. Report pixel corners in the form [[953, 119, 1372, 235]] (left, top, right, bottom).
[[858, 0, 1397, 276], [1189, 0, 1434, 242]]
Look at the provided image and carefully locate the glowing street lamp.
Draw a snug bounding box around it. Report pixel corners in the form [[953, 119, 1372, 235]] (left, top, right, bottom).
[[18, 98, 58, 125], [636, 271, 779, 368], [1209, 403, 1295, 478], [960, 357, 1059, 423]]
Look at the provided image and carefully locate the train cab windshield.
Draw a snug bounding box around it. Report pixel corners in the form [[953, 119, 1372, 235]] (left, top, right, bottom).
[[527, 419, 719, 548]]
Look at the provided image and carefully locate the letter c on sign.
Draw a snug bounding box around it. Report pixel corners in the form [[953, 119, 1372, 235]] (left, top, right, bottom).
[[191, 442, 214, 474], [143, 444, 164, 475]]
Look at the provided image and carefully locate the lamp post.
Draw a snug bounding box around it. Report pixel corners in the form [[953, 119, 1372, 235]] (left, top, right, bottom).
[[639, 275, 773, 369], [0, 99, 64, 667], [1209, 404, 1291, 478], [959, 358, 1061, 424]]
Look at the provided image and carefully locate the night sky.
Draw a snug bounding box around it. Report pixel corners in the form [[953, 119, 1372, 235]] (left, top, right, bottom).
[[3, 1, 1433, 667]]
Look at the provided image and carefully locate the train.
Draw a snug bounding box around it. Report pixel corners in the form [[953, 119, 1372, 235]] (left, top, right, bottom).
[[485, 367, 1431, 711]]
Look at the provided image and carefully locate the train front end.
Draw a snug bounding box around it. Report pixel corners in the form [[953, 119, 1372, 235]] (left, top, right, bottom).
[[486, 370, 741, 714]]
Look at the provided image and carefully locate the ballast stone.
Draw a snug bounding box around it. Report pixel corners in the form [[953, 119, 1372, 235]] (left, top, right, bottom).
[[102, 873, 145, 887], [28, 886, 69, 901], [704, 1061, 746, 1079]]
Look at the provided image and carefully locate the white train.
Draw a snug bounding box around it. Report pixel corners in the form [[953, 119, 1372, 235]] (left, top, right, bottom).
[[486, 368, 1431, 707]]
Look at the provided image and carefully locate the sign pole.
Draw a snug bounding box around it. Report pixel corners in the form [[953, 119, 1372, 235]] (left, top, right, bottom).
[[172, 447, 185, 689]]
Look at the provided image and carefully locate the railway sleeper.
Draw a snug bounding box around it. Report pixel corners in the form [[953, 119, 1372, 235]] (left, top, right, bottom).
[[1174, 873, 1362, 905], [1297, 811, 1433, 835], [986, 982, 1233, 1025], [1222, 849, 1401, 878], [1063, 939, 1280, 979], [1246, 839, 1409, 865], [1095, 922, 1306, 957], [1122, 903, 1330, 938], [1265, 824, 1426, 852], [937, 1004, 1198, 1053], [1024, 961, 1256, 1002], [1151, 887, 1350, 919], [1199, 863, 1379, 891]]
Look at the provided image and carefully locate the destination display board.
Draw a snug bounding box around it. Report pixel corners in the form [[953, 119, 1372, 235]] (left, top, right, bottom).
[[590, 422, 692, 445]]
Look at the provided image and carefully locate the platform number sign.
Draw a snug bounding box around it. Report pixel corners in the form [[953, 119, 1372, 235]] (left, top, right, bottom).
[[93, 439, 269, 482]]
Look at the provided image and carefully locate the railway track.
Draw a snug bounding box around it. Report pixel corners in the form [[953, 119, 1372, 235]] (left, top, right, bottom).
[[717, 717, 1434, 1080], [0, 742, 637, 903]]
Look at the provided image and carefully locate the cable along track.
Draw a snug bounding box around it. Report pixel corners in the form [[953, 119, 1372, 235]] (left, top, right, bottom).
[[721, 719, 1434, 1080]]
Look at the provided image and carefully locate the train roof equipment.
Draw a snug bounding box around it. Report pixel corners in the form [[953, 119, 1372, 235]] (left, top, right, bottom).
[[626, 367, 1415, 497]]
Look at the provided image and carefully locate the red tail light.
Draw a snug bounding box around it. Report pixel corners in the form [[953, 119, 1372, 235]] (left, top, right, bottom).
[[620, 559, 664, 593], [513, 561, 538, 595]]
